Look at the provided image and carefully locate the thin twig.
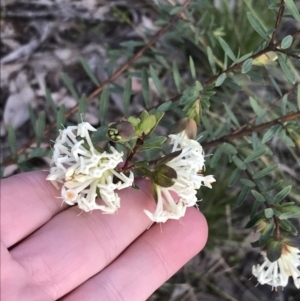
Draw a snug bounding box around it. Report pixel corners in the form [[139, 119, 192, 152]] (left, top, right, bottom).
[[275, 48, 300, 59], [203, 29, 300, 87], [269, 0, 285, 45], [202, 111, 300, 149], [2, 0, 192, 167], [232, 84, 299, 135]]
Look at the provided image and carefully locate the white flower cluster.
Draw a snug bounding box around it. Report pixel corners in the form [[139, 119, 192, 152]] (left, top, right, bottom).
[[252, 245, 300, 289], [47, 122, 133, 213], [144, 134, 215, 223]]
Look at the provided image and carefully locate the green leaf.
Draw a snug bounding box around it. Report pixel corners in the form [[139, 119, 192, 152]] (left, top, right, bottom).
[[61, 73, 80, 101], [249, 97, 261, 115], [285, 0, 300, 22], [201, 115, 214, 137], [273, 185, 292, 204], [150, 66, 165, 97], [269, 76, 282, 96], [35, 111, 46, 148], [56, 104, 66, 131], [279, 211, 300, 220], [156, 150, 182, 167], [92, 126, 108, 142], [224, 103, 241, 127], [210, 146, 223, 168], [240, 179, 256, 187], [215, 73, 227, 87], [139, 136, 167, 151], [245, 211, 264, 228], [280, 35, 293, 49], [264, 180, 283, 192], [232, 155, 246, 170], [77, 94, 87, 123], [280, 94, 288, 116], [45, 88, 57, 115], [247, 70, 264, 82], [172, 62, 181, 93], [7, 125, 17, 157], [297, 84, 300, 110], [247, 12, 269, 40], [228, 168, 241, 187], [99, 86, 110, 125], [169, 6, 181, 15], [140, 115, 156, 134], [120, 40, 144, 51], [262, 124, 281, 143], [222, 143, 237, 155], [156, 101, 172, 112], [28, 148, 51, 158], [279, 219, 298, 235], [123, 77, 132, 117], [279, 205, 300, 219], [253, 164, 278, 179], [251, 190, 265, 202], [154, 112, 164, 128], [277, 52, 295, 84], [189, 56, 197, 80], [207, 46, 216, 74], [218, 37, 236, 62], [28, 105, 36, 128], [154, 164, 176, 187], [236, 186, 250, 207], [264, 208, 274, 219], [236, 52, 253, 63], [242, 58, 253, 74], [267, 240, 282, 262], [141, 69, 150, 108], [251, 199, 262, 217], [80, 57, 100, 86], [245, 148, 267, 163]]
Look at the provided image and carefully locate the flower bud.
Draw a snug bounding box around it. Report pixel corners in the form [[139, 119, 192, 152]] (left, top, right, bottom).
[[107, 121, 135, 142], [254, 219, 268, 233], [171, 118, 197, 140]]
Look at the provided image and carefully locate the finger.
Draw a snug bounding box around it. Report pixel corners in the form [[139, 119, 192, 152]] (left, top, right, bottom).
[[10, 179, 155, 300], [0, 241, 53, 301], [61, 208, 208, 301], [1, 171, 66, 248]]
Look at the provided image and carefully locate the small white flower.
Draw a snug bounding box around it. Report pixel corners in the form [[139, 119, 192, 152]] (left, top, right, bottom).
[[144, 134, 215, 223], [47, 122, 134, 213], [252, 245, 300, 289]]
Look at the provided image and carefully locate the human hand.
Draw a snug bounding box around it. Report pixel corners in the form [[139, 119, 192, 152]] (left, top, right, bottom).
[[1, 171, 208, 301]]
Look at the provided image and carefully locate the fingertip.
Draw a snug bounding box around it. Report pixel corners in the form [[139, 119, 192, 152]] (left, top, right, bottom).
[[181, 207, 208, 254]]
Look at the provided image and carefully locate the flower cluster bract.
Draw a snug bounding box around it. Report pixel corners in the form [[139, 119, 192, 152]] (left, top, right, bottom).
[[144, 134, 215, 223], [252, 245, 300, 289], [47, 122, 133, 213]]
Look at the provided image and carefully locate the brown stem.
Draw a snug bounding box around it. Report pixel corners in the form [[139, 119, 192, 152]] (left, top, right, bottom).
[[203, 29, 300, 87], [275, 48, 300, 59], [232, 84, 298, 135], [202, 111, 300, 149], [269, 0, 285, 45], [121, 135, 145, 172], [2, 0, 192, 168]]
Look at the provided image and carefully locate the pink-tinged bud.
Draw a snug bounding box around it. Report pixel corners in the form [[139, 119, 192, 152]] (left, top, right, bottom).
[[107, 121, 135, 142], [171, 118, 197, 140]]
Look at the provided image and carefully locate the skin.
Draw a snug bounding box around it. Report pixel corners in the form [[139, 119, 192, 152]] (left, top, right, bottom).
[[1, 171, 208, 301]]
